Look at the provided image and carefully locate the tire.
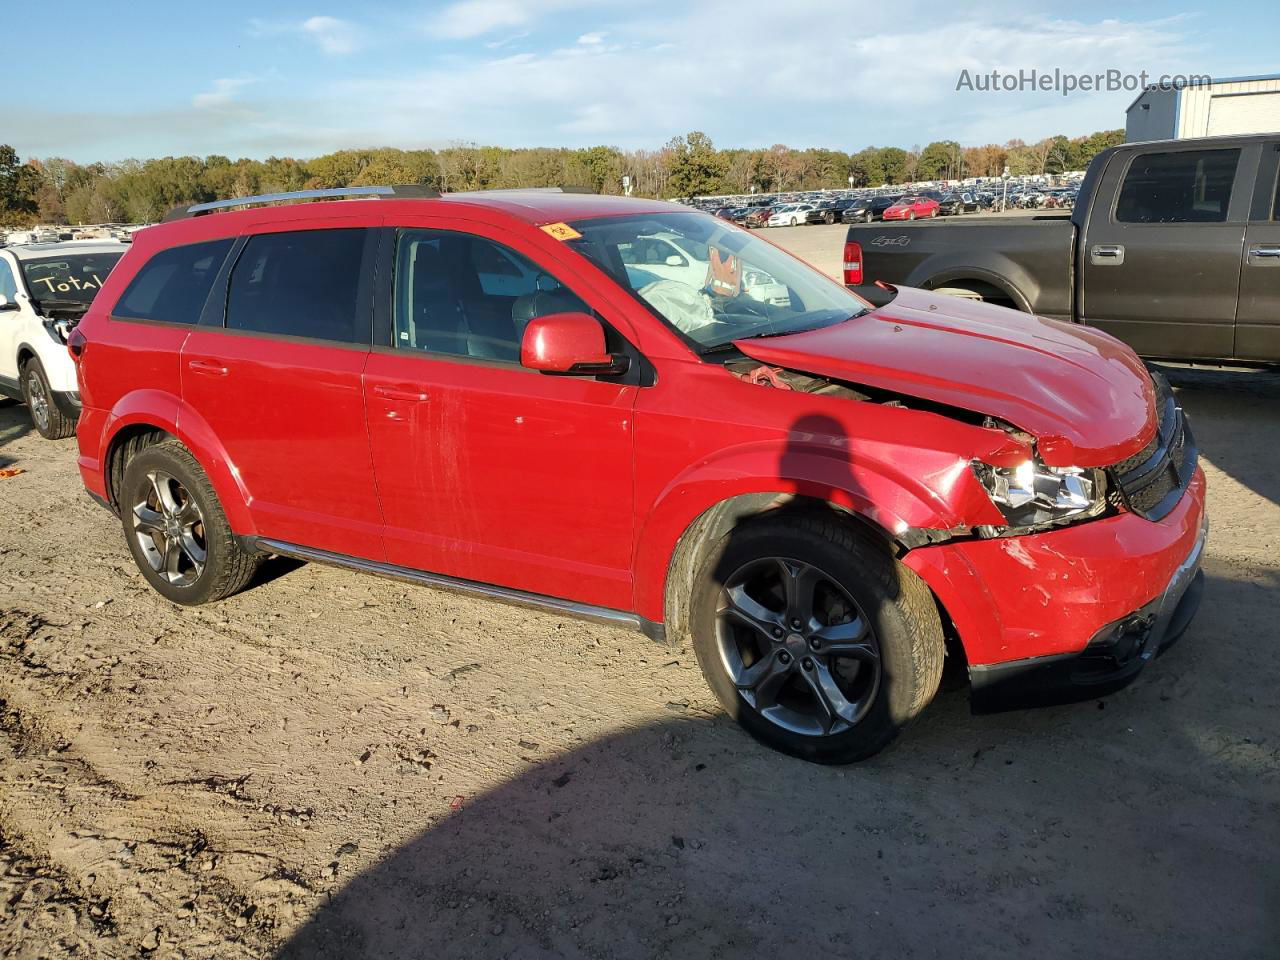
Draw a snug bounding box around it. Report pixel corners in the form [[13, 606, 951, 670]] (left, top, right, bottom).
[[119, 439, 259, 605], [824, 211, 835, 225], [687, 512, 945, 763], [20, 357, 75, 440], [907, 211, 916, 221], [864, 211, 873, 223]]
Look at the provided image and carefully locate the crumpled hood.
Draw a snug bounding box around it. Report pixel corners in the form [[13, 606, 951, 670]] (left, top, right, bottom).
[[734, 286, 1157, 467]]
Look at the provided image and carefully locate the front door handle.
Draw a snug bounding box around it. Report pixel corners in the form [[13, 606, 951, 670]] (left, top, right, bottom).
[[1090, 244, 1125, 266], [1247, 244, 1280, 265], [187, 359, 228, 376], [372, 384, 430, 402]]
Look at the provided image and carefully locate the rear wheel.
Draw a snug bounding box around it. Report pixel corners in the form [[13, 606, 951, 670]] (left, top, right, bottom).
[[120, 440, 259, 605], [20, 358, 75, 440], [688, 513, 945, 763]]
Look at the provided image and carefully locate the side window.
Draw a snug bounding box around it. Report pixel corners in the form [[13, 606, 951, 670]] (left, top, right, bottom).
[[226, 229, 368, 343], [393, 230, 587, 362], [114, 238, 234, 324], [1115, 149, 1240, 224], [0, 261, 17, 302], [1272, 164, 1280, 221]]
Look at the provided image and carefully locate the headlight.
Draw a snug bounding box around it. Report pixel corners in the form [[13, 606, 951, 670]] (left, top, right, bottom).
[[972, 459, 1106, 536]]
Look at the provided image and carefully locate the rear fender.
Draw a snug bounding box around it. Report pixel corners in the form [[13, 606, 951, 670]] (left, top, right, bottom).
[[99, 390, 255, 535], [912, 258, 1036, 312]]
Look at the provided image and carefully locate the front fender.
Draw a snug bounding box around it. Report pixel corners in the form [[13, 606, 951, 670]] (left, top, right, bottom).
[[630, 439, 996, 622], [95, 389, 256, 535]]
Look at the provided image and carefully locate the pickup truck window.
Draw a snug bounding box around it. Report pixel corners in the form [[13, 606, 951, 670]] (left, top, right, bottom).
[[1115, 149, 1239, 224]]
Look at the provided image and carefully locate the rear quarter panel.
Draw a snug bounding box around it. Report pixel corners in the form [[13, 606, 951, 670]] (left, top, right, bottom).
[[846, 218, 1077, 321]]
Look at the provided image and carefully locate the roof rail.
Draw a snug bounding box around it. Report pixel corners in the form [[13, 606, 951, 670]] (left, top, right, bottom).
[[161, 184, 440, 222]]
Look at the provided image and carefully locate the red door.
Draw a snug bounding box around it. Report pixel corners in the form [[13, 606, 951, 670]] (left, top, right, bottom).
[[364, 220, 638, 610], [181, 223, 385, 560]]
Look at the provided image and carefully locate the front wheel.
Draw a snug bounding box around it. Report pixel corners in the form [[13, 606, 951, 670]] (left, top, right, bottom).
[[790, 217, 799, 226], [864, 211, 873, 223], [907, 211, 916, 221], [824, 211, 835, 225], [120, 440, 260, 605], [21, 358, 75, 440], [688, 513, 945, 763]]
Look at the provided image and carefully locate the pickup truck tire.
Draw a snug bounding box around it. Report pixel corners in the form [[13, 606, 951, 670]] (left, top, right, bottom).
[[688, 512, 945, 763], [119, 440, 260, 606], [20, 358, 75, 440]]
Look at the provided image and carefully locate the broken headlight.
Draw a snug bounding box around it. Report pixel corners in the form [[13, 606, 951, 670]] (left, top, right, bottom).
[[972, 459, 1106, 536]]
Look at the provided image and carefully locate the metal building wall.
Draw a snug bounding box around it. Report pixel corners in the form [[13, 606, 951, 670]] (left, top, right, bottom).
[[1177, 76, 1280, 137]]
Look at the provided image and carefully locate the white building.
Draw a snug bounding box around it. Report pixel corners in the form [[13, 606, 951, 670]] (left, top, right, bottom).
[[1126, 74, 1280, 141]]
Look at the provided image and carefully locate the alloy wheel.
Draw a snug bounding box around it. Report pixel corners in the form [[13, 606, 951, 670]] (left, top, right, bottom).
[[715, 557, 881, 736], [24, 369, 50, 433], [131, 470, 208, 586]]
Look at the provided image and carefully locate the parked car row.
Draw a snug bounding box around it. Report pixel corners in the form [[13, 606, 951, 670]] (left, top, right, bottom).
[[1, 180, 1210, 767]]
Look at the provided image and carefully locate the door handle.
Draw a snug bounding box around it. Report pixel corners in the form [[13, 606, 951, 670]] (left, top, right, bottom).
[[372, 384, 430, 402], [187, 359, 228, 376], [1247, 244, 1280, 264], [1090, 244, 1125, 266]]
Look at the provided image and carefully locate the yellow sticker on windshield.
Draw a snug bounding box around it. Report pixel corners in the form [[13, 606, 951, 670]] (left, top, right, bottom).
[[540, 222, 582, 241]]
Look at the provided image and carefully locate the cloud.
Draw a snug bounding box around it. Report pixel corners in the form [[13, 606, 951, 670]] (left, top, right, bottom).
[[432, 1, 534, 39], [192, 76, 259, 111], [576, 31, 606, 44], [248, 15, 365, 55]]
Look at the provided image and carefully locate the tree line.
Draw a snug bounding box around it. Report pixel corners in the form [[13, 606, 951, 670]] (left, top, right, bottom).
[[0, 129, 1124, 227]]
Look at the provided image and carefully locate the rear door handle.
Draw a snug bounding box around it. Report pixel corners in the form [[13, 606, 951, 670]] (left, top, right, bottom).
[[1090, 244, 1125, 266], [1247, 244, 1280, 265], [372, 384, 430, 402], [187, 359, 228, 376]]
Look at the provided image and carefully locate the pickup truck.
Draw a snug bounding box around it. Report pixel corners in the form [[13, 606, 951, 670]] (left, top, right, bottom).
[[843, 133, 1280, 364]]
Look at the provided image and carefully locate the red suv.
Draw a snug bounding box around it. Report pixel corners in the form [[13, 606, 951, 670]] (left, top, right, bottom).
[[71, 186, 1206, 763]]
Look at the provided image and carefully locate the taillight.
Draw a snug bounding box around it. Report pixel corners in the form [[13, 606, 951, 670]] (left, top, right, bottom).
[[843, 241, 863, 286], [67, 326, 87, 360]]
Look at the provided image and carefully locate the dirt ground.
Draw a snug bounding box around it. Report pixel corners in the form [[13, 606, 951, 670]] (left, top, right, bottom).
[[1, 292, 1278, 956]]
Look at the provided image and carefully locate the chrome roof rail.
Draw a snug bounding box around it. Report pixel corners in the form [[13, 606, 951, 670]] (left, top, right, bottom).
[[161, 184, 440, 222]]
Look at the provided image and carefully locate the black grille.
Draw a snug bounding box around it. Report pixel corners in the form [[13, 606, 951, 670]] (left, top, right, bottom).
[[1110, 371, 1197, 522]]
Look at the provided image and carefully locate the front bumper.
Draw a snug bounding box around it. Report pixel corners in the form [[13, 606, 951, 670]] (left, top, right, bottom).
[[904, 467, 1207, 704], [968, 514, 1206, 710]]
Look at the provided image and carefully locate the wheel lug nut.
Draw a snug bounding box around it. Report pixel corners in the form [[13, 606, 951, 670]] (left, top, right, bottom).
[[778, 651, 791, 665], [810, 638, 822, 650], [802, 658, 813, 671], [771, 627, 783, 639], [790, 618, 801, 629]]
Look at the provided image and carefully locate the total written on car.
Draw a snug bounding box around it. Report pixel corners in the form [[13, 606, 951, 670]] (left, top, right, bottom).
[[71, 186, 1206, 762]]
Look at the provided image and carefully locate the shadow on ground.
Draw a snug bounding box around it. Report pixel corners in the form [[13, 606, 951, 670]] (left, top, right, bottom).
[[279, 562, 1279, 960], [0, 404, 31, 468]]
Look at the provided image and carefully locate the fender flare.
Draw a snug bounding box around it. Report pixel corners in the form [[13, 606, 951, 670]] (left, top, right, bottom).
[[907, 257, 1037, 314], [630, 442, 962, 622], [99, 390, 256, 535]]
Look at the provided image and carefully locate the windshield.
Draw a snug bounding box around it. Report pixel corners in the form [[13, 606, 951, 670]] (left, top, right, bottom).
[[21, 252, 122, 304], [567, 212, 868, 352]]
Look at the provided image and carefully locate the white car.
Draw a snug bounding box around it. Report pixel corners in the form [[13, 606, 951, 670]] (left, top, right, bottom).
[[0, 241, 126, 438], [618, 232, 790, 306], [766, 204, 815, 227]]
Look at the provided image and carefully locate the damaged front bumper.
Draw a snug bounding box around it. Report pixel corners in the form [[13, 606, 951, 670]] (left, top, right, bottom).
[[967, 511, 1206, 711], [903, 467, 1208, 711]]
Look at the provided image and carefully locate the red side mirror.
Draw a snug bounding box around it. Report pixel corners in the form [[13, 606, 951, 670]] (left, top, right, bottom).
[[520, 312, 626, 376]]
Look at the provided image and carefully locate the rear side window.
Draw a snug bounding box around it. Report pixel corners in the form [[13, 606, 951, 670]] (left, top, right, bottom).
[[226, 229, 368, 343], [1115, 149, 1240, 224], [115, 239, 233, 324]]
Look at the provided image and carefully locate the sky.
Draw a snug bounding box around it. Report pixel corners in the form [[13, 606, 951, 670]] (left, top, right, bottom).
[[7, 0, 1277, 162]]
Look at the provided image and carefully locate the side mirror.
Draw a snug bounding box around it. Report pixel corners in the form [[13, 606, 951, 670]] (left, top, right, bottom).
[[520, 312, 629, 377], [664, 254, 686, 267], [0, 296, 17, 312]]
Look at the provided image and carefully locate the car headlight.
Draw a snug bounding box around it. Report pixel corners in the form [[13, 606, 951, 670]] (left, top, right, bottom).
[[971, 459, 1106, 536]]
